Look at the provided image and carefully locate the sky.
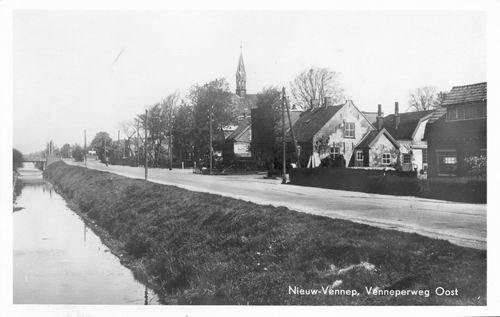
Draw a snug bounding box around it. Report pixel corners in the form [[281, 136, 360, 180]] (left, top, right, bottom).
[[13, 10, 486, 154]]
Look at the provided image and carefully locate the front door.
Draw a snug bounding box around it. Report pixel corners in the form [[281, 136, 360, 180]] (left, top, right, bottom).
[[402, 153, 412, 171]]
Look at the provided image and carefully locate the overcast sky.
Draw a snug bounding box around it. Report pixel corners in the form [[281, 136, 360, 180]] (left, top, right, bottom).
[[13, 10, 486, 154]]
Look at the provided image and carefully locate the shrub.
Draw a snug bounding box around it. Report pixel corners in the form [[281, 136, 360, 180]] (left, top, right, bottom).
[[464, 155, 486, 178]]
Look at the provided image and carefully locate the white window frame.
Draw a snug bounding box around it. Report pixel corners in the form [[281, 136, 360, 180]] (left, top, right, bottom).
[[356, 150, 364, 161], [382, 153, 391, 165], [344, 122, 355, 138]]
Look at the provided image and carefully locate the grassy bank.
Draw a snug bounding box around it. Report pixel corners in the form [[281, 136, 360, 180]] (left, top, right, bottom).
[[45, 162, 486, 305]]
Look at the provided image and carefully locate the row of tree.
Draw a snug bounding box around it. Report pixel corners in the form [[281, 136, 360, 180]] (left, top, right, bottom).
[[56, 67, 446, 168]]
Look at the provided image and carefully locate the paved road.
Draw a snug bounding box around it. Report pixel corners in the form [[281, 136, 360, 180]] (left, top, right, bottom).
[[63, 159, 486, 250]]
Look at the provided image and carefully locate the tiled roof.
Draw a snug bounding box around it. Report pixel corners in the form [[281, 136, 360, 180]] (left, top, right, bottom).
[[355, 130, 379, 149], [382, 110, 434, 140], [426, 107, 447, 124], [441, 82, 487, 106], [292, 105, 343, 143], [355, 128, 400, 149], [227, 119, 251, 141], [427, 82, 487, 124]]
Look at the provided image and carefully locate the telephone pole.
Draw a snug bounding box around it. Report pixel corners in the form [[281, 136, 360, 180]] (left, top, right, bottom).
[[169, 120, 173, 171], [84, 129, 87, 168], [144, 109, 148, 181], [209, 106, 213, 175], [282, 87, 287, 184]]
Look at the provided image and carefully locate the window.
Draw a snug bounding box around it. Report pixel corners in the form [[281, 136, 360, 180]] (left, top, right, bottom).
[[344, 122, 355, 138], [403, 154, 411, 164], [382, 153, 391, 165], [446, 104, 486, 121], [331, 146, 340, 156], [356, 151, 364, 161], [422, 148, 428, 165], [436, 150, 458, 176]]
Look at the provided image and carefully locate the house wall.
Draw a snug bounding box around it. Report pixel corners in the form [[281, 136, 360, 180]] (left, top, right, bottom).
[[313, 101, 373, 164], [426, 117, 486, 177], [368, 134, 399, 167], [234, 141, 251, 157]]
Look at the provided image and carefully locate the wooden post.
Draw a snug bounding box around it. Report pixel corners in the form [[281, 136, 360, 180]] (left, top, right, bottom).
[[282, 87, 286, 183], [84, 129, 87, 168], [285, 96, 300, 168], [209, 106, 213, 175], [144, 109, 148, 181], [169, 117, 173, 171]]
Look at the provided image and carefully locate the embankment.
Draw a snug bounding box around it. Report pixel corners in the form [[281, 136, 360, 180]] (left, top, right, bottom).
[[45, 161, 486, 305]]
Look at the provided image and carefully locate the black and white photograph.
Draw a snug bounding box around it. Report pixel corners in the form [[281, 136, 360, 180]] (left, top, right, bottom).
[[1, 1, 499, 316]]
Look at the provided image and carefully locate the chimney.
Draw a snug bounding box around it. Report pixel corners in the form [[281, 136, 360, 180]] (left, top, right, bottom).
[[376, 104, 384, 130], [394, 101, 400, 131]]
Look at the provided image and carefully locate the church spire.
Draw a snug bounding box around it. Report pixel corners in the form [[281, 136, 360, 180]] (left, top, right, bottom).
[[236, 46, 246, 98]]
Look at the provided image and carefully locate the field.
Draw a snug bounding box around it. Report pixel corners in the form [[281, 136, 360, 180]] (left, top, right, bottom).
[[45, 162, 486, 305]]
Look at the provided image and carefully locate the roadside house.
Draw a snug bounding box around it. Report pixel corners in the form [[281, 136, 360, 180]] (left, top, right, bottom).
[[353, 128, 400, 168], [292, 100, 375, 167], [221, 119, 252, 159], [353, 103, 433, 171], [380, 102, 433, 172], [424, 82, 487, 177]]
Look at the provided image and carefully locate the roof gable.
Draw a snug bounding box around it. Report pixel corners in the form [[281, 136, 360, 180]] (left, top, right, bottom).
[[293, 100, 371, 143], [227, 120, 251, 141], [356, 128, 399, 149]]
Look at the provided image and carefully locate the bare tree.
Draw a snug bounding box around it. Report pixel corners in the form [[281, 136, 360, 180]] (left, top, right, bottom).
[[119, 120, 137, 158], [290, 67, 345, 109], [408, 86, 441, 111]]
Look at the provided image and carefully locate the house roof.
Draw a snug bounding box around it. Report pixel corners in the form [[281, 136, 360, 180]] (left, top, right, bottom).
[[427, 82, 487, 124], [292, 105, 343, 143], [227, 119, 251, 141], [362, 111, 381, 126], [382, 110, 434, 140], [355, 128, 400, 149], [441, 82, 487, 106]]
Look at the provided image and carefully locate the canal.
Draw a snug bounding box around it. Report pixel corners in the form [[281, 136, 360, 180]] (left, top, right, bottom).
[[13, 163, 159, 304]]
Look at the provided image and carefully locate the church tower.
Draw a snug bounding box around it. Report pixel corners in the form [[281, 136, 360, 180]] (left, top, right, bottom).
[[235, 47, 246, 98]]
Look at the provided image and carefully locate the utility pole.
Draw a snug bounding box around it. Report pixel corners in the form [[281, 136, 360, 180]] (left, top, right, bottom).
[[144, 109, 148, 181], [285, 97, 300, 168], [84, 129, 87, 168], [136, 121, 139, 167], [209, 106, 213, 175], [282, 87, 286, 184], [169, 118, 173, 171]]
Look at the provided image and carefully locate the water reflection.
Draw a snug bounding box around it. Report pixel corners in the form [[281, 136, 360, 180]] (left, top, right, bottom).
[[14, 163, 159, 304]]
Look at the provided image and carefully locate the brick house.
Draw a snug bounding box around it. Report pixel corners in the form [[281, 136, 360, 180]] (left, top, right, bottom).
[[424, 82, 487, 177], [354, 103, 433, 171], [353, 127, 400, 168], [292, 100, 375, 167]]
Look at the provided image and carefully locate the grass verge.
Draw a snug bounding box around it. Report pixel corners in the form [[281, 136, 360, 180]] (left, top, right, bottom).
[[45, 161, 486, 305]]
